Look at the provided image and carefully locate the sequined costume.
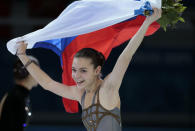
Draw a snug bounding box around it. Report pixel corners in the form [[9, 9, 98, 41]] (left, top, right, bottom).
[[81, 88, 122, 131]]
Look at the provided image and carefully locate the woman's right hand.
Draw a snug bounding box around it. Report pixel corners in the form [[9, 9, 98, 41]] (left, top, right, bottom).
[[16, 41, 27, 55], [145, 8, 162, 25]]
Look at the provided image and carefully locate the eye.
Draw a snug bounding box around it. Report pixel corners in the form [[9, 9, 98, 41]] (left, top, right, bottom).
[[72, 69, 76, 72], [81, 70, 87, 73]]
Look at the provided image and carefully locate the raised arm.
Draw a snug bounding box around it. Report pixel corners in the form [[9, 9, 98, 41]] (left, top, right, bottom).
[[105, 8, 162, 91], [16, 43, 81, 101]]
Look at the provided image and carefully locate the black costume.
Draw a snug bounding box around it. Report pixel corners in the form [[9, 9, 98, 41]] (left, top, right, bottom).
[[0, 84, 31, 131]]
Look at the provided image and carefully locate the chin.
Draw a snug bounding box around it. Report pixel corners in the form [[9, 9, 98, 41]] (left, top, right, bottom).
[[77, 82, 87, 88], [77, 84, 84, 88]]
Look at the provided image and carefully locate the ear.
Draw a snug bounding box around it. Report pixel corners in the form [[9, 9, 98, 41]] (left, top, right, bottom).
[[95, 66, 101, 75]]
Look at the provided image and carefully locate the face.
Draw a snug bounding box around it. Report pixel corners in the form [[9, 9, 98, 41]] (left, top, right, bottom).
[[72, 57, 100, 89]]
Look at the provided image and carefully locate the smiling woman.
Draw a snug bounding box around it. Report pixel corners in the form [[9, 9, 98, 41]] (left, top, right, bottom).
[[72, 48, 105, 89], [6, 0, 162, 114], [13, 7, 161, 131]]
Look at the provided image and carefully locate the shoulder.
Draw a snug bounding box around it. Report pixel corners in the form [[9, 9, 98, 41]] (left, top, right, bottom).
[[101, 73, 120, 91], [98, 77, 120, 110], [72, 86, 85, 103], [6, 89, 22, 101]]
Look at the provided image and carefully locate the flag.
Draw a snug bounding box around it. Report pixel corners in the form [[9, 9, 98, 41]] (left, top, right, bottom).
[[7, 0, 161, 113], [34, 15, 160, 113]]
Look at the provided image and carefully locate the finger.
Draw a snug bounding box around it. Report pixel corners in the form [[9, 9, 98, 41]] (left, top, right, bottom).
[[157, 9, 162, 18], [153, 8, 157, 13], [16, 41, 26, 45], [159, 8, 162, 15], [155, 8, 160, 17]]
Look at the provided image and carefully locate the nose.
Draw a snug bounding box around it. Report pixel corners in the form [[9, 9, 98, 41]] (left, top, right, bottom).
[[74, 71, 81, 80]]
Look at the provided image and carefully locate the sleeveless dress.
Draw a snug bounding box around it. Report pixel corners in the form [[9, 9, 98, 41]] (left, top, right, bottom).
[[81, 87, 122, 131]]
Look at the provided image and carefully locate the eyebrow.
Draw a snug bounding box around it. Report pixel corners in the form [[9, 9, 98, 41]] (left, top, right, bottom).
[[72, 67, 87, 70]]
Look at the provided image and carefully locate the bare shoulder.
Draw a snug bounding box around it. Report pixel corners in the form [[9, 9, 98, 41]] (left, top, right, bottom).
[[72, 86, 85, 103], [101, 73, 120, 90], [99, 76, 120, 110]]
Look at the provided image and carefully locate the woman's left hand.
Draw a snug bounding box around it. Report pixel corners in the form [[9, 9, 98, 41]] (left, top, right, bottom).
[[16, 41, 27, 55]]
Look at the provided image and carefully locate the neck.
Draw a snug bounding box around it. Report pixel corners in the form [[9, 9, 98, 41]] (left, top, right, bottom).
[[15, 80, 33, 91], [85, 77, 102, 93]]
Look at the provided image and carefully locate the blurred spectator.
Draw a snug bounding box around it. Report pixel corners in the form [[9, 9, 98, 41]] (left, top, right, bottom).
[[0, 56, 39, 131]]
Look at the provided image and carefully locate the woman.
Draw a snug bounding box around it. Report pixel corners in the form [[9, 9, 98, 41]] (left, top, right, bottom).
[[0, 56, 39, 131], [15, 8, 161, 131]]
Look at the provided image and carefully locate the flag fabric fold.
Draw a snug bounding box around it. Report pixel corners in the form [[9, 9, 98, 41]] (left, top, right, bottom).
[[6, 0, 161, 113], [7, 0, 161, 55]]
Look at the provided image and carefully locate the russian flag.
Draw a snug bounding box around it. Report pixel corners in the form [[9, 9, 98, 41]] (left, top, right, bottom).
[[7, 0, 161, 113]]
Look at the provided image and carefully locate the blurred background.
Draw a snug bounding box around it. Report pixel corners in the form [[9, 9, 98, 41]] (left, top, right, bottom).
[[0, 0, 194, 131]]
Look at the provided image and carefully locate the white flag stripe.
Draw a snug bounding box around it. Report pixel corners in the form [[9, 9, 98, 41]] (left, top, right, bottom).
[[7, 0, 161, 55]]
